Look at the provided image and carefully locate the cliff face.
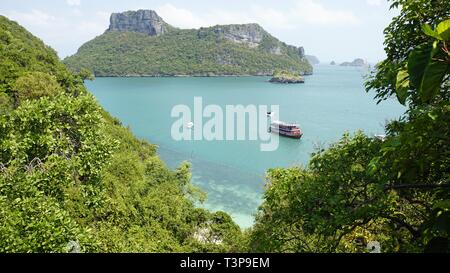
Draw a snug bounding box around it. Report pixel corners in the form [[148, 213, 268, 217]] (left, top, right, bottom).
[[108, 10, 173, 36], [211, 24, 265, 47], [198, 23, 305, 58]]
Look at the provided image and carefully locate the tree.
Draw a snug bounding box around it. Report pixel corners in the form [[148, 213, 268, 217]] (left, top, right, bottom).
[[12, 71, 62, 103], [365, 0, 449, 106], [0, 15, 244, 253], [78, 68, 95, 81], [251, 1, 450, 253]]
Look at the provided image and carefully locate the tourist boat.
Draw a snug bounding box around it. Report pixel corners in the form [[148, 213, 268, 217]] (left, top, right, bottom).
[[269, 120, 303, 139]]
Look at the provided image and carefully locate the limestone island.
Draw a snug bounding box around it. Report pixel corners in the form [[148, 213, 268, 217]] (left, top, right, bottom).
[[269, 70, 305, 84], [340, 58, 367, 67], [63, 10, 313, 77]]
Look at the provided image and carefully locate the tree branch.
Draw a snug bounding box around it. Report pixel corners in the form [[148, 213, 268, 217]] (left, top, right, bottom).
[[386, 183, 450, 190]]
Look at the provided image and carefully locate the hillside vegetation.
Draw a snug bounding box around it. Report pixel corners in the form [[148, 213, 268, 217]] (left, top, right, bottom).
[[250, 0, 450, 253], [0, 15, 244, 253], [0, 0, 448, 253], [63, 24, 312, 77]]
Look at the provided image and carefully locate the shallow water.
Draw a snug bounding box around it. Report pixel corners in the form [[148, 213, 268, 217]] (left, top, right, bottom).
[[86, 65, 405, 228]]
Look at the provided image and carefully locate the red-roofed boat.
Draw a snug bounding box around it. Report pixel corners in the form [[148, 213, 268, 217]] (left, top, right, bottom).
[[269, 121, 303, 139]]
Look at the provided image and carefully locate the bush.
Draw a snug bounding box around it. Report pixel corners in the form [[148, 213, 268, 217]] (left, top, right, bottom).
[[13, 71, 62, 102]]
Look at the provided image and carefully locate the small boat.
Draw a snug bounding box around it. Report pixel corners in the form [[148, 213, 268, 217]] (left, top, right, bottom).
[[186, 122, 194, 129], [269, 120, 303, 139], [374, 134, 387, 141]]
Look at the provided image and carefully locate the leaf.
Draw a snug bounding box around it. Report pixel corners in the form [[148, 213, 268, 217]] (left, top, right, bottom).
[[395, 69, 409, 105], [434, 200, 450, 210], [421, 24, 442, 40], [436, 19, 450, 40], [408, 41, 448, 103], [408, 42, 434, 89]]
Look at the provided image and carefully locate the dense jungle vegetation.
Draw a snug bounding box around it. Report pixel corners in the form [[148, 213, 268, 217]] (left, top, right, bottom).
[[250, 0, 449, 253], [0, 15, 245, 253], [0, 0, 449, 253], [63, 25, 312, 77]]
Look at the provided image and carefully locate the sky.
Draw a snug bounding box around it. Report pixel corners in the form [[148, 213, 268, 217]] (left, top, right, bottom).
[[0, 0, 399, 63]]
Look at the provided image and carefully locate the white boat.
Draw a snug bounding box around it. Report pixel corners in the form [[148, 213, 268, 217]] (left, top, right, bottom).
[[269, 120, 303, 139], [374, 134, 387, 141]]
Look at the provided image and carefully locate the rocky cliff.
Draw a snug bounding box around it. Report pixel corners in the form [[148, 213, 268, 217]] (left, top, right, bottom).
[[108, 10, 173, 36], [198, 23, 305, 58], [208, 24, 265, 47]]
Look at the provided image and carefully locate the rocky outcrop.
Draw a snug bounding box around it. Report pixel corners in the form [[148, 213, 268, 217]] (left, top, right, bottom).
[[108, 10, 173, 36], [215, 24, 264, 46], [269, 70, 305, 84], [198, 23, 305, 59], [340, 58, 367, 67], [269, 77, 305, 84], [198, 23, 265, 47], [287, 45, 305, 58]]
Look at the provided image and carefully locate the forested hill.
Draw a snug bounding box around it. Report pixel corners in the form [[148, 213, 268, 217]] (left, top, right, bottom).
[[63, 9, 312, 77], [0, 15, 244, 252]]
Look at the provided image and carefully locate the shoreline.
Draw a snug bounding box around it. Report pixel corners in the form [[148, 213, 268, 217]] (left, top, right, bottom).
[[91, 73, 314, 78]]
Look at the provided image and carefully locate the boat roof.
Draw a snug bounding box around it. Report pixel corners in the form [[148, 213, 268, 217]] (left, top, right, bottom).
[[271, 120, 300, 127]]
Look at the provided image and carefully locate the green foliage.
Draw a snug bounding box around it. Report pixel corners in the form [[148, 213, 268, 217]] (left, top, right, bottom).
[[0, 91, 12, 114], [406, 39, 448, 104], [251, 133, 405, 252], [423, 19, 450, 41], [63, 28, 312, 76], [272, 69, 304, 82], [78, 68, 95, 81], [395, 68, 409, 104], [13, 71, 62, 103], [391, 18, 450, 105], [365, 0, 450, 106], [0, 15, 243, 253], [252, 1, 450, 253]]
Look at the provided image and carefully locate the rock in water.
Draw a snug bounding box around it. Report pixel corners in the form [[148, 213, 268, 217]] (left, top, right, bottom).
[[269, 70, 305, 84], [108, 10, 173, 36], [340, 58, 367, 67]]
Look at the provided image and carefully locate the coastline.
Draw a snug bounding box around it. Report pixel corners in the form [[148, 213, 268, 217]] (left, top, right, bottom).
[[90, 72, 314, 78]]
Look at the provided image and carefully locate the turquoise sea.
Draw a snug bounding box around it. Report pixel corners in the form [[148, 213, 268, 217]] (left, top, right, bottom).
[[86, 65, 405, 228]]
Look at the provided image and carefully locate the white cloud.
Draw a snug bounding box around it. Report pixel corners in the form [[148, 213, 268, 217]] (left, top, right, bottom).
[[67, 0, 81, 6], [366, 0, 382, 6], [8, 9, 56, 26], [292, 0, 359, 25], [156, 1, 359, 30], [6, 8, 111, 58], [156, 4, 206, 29], [3, 1, 361, 58], [248, 5, 294, 29]]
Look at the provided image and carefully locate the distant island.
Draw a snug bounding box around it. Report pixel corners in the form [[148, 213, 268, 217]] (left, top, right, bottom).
[[305, 55, 320, 65], [269, 70, 305, 84], [64, 10, 312, 77], [330, 61, 336, 65], [340, 58, 367, 67]]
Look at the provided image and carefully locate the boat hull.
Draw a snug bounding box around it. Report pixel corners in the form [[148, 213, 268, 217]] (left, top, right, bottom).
[[269, 127, 303, 139]]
